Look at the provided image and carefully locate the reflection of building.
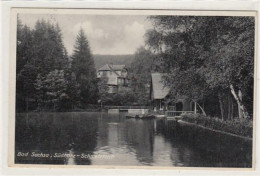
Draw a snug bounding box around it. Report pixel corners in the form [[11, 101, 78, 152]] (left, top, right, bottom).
[[124, 119, 155, 164], [150, 73, 193, 111], [97, 64, 129, 93]]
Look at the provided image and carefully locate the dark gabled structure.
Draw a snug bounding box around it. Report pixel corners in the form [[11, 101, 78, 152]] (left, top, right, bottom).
[[150, 73, 193, 112]]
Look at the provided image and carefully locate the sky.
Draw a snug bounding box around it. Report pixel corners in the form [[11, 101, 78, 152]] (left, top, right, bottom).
[[19, 13, 152, 55]]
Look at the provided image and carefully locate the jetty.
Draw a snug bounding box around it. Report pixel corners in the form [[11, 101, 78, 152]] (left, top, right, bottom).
[[105, 105, 150, 114]]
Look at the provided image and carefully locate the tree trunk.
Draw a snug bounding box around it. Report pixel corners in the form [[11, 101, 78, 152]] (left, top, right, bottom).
[[238, 90, 243, 118], [194, 102, 197, 114], [228, 93, 230, 120], [192, 100, 206, 116], [228, 93, 234, 120], [230, 97, 234, 120], [26, 97, 29, 112], [230, 84, 250, 119], [218, 93, 224, 121], [53, 102, 56, 112]]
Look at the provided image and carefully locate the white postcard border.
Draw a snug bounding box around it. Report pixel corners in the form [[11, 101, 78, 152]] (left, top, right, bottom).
[[1, 1, 260, 176]]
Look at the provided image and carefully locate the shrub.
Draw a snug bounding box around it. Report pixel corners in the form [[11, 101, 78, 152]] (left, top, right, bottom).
[[181, 113, 253, 138]]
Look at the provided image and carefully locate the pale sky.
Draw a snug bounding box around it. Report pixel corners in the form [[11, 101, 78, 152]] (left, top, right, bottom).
[[19, 13, 152, 55]]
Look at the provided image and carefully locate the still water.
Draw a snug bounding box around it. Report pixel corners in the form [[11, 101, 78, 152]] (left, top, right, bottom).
[[15, 112, 252, 167]]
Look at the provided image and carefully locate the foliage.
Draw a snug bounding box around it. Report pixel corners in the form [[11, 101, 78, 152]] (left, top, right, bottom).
[[65, 72, 80, 109], [97, 76, 109, 102], [33, 20, 69, 74], [17, 18, 33, 75], [181, 113, 253, 138], [71, 28, 98, 106], [146, 16, 255, 119], [16, 18, 71, 112], [100, 90, 137, 106], [146, 16, 217, 105], [128, 47, 162, 105], [34, 70, 69, 111], [16, 17, 35, 111]]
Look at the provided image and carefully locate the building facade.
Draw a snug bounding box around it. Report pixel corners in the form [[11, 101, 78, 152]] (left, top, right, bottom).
[[97, 64, 129, 93], [150, 73, 193, 112]]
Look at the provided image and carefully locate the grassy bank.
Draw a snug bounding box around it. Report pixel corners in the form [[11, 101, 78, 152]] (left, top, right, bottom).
[[181, 113, 253, 138]]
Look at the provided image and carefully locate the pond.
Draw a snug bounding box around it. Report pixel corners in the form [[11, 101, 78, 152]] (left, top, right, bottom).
[[15, 112, 252, 167]]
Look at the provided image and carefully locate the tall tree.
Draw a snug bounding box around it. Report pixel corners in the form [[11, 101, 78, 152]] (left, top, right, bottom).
[[16, 18, 70, 112], [16, 16, 35, 112], [32, 20, 69, 111], [129, 47, 162, 105], [65, 72, 80, 109], [32, 20, 69, 74], [146, 16, 214, 115], [203, 17, 255, 119], [71, 28, 98, 106]]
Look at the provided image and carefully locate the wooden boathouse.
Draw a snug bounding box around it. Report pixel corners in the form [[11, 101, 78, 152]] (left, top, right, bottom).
[[150, 73, 195, 116]]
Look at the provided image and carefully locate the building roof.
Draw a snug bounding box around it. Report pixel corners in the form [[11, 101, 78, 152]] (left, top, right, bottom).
[[98, 64, 126, 71], [151, 73, 170, 100]]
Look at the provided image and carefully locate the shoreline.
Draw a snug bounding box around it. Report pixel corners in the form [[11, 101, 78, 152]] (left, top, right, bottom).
[[178, 119, 252, 141]]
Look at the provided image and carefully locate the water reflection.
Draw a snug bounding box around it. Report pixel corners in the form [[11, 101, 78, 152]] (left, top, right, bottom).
[[15, 112, 252, 167], [123, 119, 154, 165], [66, 149, 76, 165]]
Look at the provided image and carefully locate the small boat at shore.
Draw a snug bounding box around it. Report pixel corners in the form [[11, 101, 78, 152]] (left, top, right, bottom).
[[125, 115, 139, 119], [126, 114, 155, 119], [154, 114, 166, 119], [108, 122, 119, 125]]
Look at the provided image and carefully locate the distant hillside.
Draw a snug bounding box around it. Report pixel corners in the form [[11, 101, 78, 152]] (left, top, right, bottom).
[[93, 55, 135, 70]]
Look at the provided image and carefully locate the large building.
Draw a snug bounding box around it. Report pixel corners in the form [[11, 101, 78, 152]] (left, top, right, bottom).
[[97, 64, 129, 93]]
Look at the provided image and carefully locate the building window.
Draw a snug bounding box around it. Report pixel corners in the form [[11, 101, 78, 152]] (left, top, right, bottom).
[[102, 71, 107, 76], [108, 86, 118, 93], [121, 70, 127, 76]]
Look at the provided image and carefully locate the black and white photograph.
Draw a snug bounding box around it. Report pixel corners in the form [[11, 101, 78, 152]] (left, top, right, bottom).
[[10, 9, 256, 168]]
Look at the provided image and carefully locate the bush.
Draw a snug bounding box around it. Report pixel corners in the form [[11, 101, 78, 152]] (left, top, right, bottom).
[[181, 113, 253, 138]]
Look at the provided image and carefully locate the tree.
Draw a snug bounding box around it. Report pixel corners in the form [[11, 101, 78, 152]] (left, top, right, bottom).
[[128, 47, 162, 105], [146, 16, 254, 119], [146, 16, 213, 115], [203, 17, 254, 119], [16, 18, 70, 112], [71, 28, 98, 106], [34, 70, 69, 111], [66, 72, 80, 110], [97, 76, 109, 103], [16, 17, 35, 112], [32, 20, 69, 74]]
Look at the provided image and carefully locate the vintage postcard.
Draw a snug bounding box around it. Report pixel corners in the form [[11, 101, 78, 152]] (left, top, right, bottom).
[[8, 8, 257, 170]]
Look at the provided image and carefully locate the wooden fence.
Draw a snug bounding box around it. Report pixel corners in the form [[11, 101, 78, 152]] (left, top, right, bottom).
[[104, 106, 151, 110]]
